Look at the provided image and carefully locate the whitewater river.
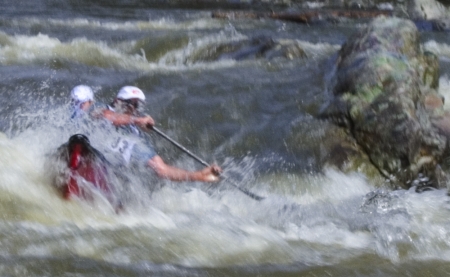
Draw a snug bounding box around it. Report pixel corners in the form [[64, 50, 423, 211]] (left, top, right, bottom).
[[1, 1, 450, 276]]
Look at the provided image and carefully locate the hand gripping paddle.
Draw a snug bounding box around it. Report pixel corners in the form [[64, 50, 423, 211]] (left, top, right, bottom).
[[151, 126, 265, 201]]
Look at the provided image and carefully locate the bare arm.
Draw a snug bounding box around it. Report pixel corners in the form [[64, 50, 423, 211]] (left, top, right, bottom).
[[99, 109, 154, 128], [148, 155, 222, 182]]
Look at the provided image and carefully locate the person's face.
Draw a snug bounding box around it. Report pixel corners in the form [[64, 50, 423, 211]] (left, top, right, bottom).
[[119, 98, 144, 114], [80, 100, 92, 111], [72, 99, 92, 111]]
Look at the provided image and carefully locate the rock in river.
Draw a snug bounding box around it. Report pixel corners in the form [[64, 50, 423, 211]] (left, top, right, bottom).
[[320, 16, 450, 190]]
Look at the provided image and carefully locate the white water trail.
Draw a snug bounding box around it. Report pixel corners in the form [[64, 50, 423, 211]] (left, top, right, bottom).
[[4, 118, 450, 268]]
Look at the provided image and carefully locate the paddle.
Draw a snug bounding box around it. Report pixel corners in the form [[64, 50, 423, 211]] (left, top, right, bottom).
[[151, 126, 265, 201]]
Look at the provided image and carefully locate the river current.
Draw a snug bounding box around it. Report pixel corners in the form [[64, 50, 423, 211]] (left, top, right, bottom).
[[1, 1, 450, 276]]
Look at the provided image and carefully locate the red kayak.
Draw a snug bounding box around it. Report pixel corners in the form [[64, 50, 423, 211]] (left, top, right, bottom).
[[59, 134, 120, 209]]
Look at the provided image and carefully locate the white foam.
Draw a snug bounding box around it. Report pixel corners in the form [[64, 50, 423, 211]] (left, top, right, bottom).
[[440, 75, 450, 110], [9, 16, 223, 32], [408, 0, 450, 20], [424, 40, 450, 59]]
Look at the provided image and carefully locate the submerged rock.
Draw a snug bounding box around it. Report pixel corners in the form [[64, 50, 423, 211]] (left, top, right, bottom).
[[190, 36, 306, 62], [320, 16, 450, 189]]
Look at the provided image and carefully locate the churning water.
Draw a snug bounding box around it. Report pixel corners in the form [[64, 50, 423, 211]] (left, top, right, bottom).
[[1, 1, 450, 276]]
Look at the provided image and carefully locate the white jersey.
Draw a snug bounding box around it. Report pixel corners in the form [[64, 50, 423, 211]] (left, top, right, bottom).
[[108, 103, 141, 165]]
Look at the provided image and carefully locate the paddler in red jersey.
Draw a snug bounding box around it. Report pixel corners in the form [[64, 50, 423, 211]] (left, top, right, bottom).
[[58, 85, 121, 208], [97, 86, 222, 183], [60, 85, 131, 210]]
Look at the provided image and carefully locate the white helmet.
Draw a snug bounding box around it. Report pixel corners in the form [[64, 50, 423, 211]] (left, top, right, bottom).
[[117, 86, 145, 101], [71, 85, 93, 102]]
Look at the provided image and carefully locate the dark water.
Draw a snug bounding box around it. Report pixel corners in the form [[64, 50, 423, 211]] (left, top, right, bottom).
[[1, 1, 450, 276]]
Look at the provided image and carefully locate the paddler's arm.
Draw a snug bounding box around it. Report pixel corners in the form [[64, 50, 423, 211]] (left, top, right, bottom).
[[96, 109, 154, 128], [148, 155, 222, 183]]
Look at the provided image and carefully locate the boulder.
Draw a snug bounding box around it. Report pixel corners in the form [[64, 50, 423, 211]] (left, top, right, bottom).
[[320, 16, 449, 189]]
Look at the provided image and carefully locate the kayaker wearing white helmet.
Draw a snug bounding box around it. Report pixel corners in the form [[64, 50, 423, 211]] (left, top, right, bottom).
[[70, 85, 95, 118], [99, 86, 154, 129], [99, 86, 222, 183]]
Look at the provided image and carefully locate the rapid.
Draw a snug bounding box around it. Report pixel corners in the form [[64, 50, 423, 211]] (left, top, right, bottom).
[[1, 1, 450, 276]]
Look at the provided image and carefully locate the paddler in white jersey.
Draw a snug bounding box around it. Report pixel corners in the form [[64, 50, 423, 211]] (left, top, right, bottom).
[[96, 86, 222, 183]]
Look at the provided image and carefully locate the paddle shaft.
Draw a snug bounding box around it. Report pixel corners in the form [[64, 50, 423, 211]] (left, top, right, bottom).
[[151, 127, 264, 201], [152, 127, 210, 167]]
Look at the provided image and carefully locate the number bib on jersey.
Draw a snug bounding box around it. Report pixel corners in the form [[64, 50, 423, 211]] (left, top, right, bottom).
[[110, 137, 136, 164]]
